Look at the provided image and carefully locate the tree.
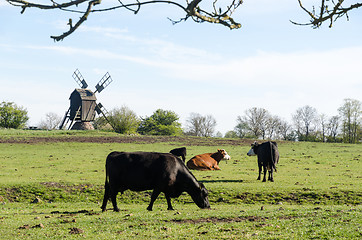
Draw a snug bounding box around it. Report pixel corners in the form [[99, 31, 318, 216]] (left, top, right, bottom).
[[38, 112, 61, 130], [234, 117, 248, 138], [243, 107, 270, 139], [185, 113, 217, 137], [102, 106, 140, 134], [338, 98, 361, 143], [224, 130, 238, 138], [293, 0, 362, 28], [277, 119, 295, 141], [7, 1, 361, 41], [265, 115, 282, 140], [292, 105, 318, 141], [0, 101, 29, 129], [326, 115, 340, 142], [317, 113, 328, 142], [6, 0, 242, 41], [138, 109, 182, 136]]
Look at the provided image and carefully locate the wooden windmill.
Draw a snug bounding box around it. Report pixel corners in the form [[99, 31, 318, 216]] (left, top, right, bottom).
[[59, 69, 114, 130]]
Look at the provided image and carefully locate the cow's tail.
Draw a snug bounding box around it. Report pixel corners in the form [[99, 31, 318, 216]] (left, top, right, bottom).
[[101, 161, 110, 211], [269, 142, 277, 172]]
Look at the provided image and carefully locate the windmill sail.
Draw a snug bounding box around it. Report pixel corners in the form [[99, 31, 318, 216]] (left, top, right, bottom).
[[73, 69, 88, 89], [95, 72, 112, 93]]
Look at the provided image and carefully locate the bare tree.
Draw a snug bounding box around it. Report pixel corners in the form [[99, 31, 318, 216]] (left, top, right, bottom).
[[338, 98, 361, 143], [186, 112, 216, 137], [6, 0, 242, 41], [38, 112, 61, 130], [244, 107, 270, 139], [265, 115, 282, 140], [293, 0, 362, 28], [326, 115, 340, 142], [277, 119, 294, 141], [317, 113, 328, 142], [6, 0, 361, 41], [292, 105, 318, 141]]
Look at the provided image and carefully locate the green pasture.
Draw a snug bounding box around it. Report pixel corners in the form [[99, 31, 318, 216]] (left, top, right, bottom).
[[0, 130, 361, 239]]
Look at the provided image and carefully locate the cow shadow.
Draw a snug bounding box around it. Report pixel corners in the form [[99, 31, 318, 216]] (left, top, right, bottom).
[[199, 179, 243, 184]]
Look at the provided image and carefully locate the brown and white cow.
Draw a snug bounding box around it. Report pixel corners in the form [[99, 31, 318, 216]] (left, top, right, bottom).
[[186, 149, 231, 171]]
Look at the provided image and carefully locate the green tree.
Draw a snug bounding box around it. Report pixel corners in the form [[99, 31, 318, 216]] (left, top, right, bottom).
[[224, 130, 238, 138], [338, 98, 361, 143], [138, 109, 182, 136], [95, 106, 140, 134], [0, 101, 29, 129]]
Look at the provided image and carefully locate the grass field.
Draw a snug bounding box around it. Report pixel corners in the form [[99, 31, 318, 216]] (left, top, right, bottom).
[[0, 130, 361, 239]]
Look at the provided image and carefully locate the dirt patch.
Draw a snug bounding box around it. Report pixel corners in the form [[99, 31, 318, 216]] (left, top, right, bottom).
[[168, 215, 267, 224], [0, 135, 253, 146]]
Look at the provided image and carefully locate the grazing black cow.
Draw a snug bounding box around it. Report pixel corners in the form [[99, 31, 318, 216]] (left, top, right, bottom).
[[169, 147, 187, 163], [101, 151, 210, 212], [247, 141, 279, 182]]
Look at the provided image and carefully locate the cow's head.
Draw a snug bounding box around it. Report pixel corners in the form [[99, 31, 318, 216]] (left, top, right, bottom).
[[218, 149, 231, 160], [247, 141, 259, 156], [190, 182, 210, 209]]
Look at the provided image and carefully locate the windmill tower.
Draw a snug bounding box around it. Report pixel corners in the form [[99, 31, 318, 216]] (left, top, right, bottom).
[[59, 69, 114, 130]]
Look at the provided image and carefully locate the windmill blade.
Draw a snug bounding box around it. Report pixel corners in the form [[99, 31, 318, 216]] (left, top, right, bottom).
[[95, 72, 112, 93], [95, 102, 116, 131], [95, 102, 107, 115], [72, 69, 88, 89]]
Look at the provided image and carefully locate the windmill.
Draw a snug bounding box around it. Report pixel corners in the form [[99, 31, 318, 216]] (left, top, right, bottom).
[[59, 69, 114, 130]]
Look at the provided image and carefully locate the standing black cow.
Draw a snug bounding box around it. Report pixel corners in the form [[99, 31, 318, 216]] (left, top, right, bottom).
[[169, 147, 187, 163], [247, 141, 279, 182], [101, 151, 210, 212]]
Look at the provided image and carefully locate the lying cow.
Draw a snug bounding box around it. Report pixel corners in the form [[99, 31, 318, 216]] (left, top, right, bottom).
[[101, 151, 210, 212], [247, 141, 279, 182], [169, 147, 187, 163], [186, 149, 231, 171]]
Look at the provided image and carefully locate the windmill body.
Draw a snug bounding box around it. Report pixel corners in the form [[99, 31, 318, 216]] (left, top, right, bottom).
[[59, 69, 114, 130]]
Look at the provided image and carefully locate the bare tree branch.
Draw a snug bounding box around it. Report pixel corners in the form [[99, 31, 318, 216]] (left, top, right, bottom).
[[292, 0, 362, 28], [51, 0, 101, 41], [6, 0, 243, 41]]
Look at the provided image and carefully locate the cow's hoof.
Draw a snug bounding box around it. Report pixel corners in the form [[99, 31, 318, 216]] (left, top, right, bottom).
[[262, 179, 266, 182], [146, 207, 153, 211], [167, 208, 174, 211], [113, 208, 120, 212]]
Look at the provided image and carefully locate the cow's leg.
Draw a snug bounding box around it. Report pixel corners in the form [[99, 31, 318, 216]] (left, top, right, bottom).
[[165, 193, 174, 210], [257, 161, 262, 180], [213, 165, 221, 170], [101, 180, 110, 212], [110, 188, 120, 212], [262, 165, 267, 182], [147, 189, 161, 211], [269, 170, 274, 182]]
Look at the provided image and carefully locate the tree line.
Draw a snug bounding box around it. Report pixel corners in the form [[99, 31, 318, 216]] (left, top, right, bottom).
[[229, 100, 361, 143], [0, 98, 361, 143]]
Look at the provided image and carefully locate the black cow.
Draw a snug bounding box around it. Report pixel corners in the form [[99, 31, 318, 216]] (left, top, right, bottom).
[[169, 147, 187, 163], [101, 151, 210, 212], [247, 141, 279, 182]]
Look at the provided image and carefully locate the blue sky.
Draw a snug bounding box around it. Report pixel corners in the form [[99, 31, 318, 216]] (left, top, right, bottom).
[[1, 0, 361, 134]]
